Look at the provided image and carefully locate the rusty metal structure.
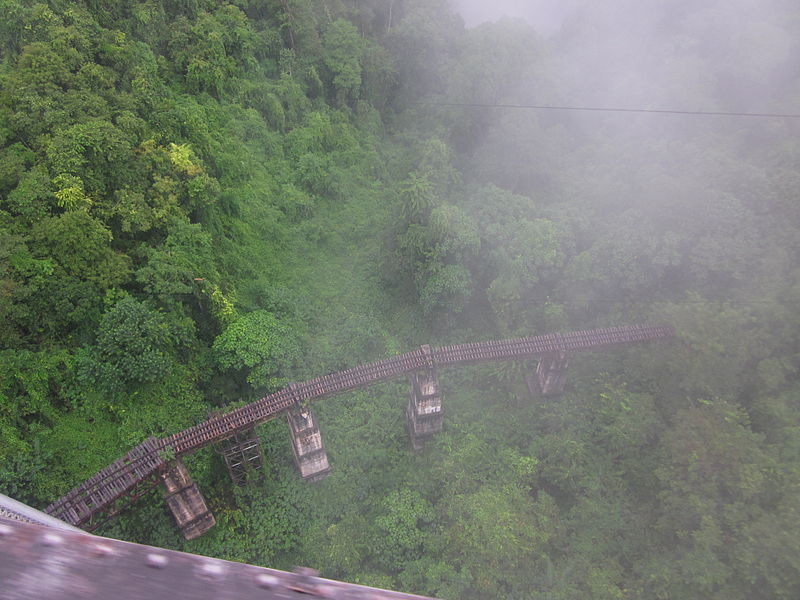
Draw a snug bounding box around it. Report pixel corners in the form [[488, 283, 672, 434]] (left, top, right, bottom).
[[0, 518, 439, 600], [44, 324, 672, 536], [214, 427, 265, 486]]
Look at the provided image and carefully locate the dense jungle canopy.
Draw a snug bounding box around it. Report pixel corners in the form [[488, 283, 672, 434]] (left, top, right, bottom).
[[1, 1, 799, 598]]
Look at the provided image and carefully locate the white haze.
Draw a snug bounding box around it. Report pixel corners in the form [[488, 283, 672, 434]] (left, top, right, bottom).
[[447, 0, 795, 114], [441, 0, 800, 260], [449, 0, 578, 32]]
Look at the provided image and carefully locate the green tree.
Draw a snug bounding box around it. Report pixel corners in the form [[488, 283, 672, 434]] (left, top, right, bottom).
[[136, 217, 219, 305], [321, 19, 364, 104], [30, 209, 130, 287], [84, 296, 173, 393], [212, 309, 301, 390], [372, 489, 434, 570]]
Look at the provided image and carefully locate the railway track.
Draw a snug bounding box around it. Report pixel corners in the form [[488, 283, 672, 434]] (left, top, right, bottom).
[[46, 324, 672, 526]]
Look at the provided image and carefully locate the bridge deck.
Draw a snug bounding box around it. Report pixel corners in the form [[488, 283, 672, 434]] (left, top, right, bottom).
[[46, 324, 672, 526]]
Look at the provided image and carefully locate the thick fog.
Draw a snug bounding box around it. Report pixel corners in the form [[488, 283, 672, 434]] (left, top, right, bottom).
[[449, 0, 577, 32], [437, 0, 800, 320], [449, 0, 795, 110]]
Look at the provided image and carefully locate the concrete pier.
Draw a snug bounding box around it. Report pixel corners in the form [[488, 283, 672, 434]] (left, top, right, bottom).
[[161, 459, 215, 540], [406, 362, 444, 450], [530, 351, 569, 396], [287, 407, 331, 481]]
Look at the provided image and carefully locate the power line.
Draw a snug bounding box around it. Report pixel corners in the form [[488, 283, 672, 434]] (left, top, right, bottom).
[[505, 298, 796, 306], [410, 101, 800, 119]]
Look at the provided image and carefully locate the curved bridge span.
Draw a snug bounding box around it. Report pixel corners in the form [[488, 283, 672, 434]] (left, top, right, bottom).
[[45, 324, 672, 533]]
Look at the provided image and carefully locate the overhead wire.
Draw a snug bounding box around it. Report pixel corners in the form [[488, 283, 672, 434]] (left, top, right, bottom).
[[410, 101, 800, 119], [503, 298, 795, 306]]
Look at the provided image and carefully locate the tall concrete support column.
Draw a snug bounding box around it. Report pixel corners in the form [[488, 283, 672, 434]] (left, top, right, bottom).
[[215, 427, 264, 485], [161, 459, 215, 540], [287, 406, 331, 481], [530, 351, 569, 397], [406, 345, 444, 450]]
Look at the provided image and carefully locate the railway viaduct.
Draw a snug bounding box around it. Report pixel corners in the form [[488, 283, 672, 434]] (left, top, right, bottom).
[[44, 324, 672, 539]]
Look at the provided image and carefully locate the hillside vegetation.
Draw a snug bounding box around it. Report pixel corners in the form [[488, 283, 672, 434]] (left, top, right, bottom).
[[1, 1, 799, 598]]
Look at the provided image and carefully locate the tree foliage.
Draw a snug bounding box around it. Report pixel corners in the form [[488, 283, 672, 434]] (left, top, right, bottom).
[[1, 2, 799, 599]]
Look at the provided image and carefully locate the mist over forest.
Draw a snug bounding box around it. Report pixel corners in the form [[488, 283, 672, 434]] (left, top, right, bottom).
[[450, 0, 575, 30], [1, 1, 799, 598]]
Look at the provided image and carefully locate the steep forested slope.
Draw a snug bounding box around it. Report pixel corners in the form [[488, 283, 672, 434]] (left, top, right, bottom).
[[1, 1, 799, 599], [0, 0, 399, 497]]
